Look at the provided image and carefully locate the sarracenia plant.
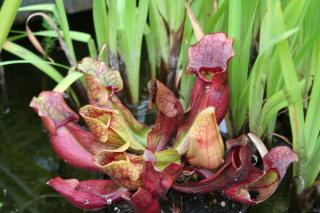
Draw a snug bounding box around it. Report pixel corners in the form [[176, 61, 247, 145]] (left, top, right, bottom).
[[30, 26, 297, 212]]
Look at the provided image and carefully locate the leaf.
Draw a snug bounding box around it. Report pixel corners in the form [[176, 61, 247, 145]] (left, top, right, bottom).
[[123, 187, 160, 213], [26, 12, 76, 66], [115, 0, 150, 104], [223, 146, 298, 204], [77, 57, 123, 92], [183, 33, 235, 124], [174, 138, 262, 193], [185, 0, 204, 41], [29, 91, 109, 172], [93, 0, 108, 59], [248, 193, 290, 213], [147, 80, 184, 152], [79, 105, 142, 152], [55, 0, 76, 61], [0, 0, 21, 54], [187, 72, 229, 124], [95, 152, 143, 190], [186, 33, 234, 75], [141, 150, 182, 198], [29, 91, 78, 134], [53, 71, 83, 93], [77, 57, 150, 151], [175, 107, 224, 170], [155, 149, 181, 170], [9, 29, 97, 57], [109, 96, 150, 150], [2, 41, 63, 83], [79, 105, 113, 143], [224, 168, 280, 205], [263, 146, 299, 179], [47, 176, 128, 210]]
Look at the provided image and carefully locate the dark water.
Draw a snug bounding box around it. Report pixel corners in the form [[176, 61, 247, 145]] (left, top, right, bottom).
[[0, 10, 105, 213]]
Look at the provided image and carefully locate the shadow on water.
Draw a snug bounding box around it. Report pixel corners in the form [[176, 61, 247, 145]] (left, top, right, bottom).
[[0, 10, 105, 213]]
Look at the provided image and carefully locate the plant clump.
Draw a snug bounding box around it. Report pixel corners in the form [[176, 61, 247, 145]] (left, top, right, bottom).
[[30, 33, 297, 212]]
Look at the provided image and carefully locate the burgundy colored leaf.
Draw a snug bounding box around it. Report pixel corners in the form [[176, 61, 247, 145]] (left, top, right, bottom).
[[226, 134, 250, 150], [263, 146, 298, 178], [223, 168, 280, 205], [49, 126, 102, 172], [223, 146, 298, 204], [187, 72, 229, 124], [141, 150, 182, 198], [123, 188, 160, 213], [173, 144, 263, 193], [184, 33, 234, 124], [173, 133, 297, 204], [195, 168, 215, 179], [29, 91, 78, 135], [65, 122, 116, 155], [48, 176, 128, 210], [187, 33, 234, 74], [147, 80, 184, 152], [30, 91, 104, 172]]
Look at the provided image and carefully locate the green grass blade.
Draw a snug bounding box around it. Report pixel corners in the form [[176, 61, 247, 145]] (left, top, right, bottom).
[[18, 3, 55, 12], [117, 0, 149, 104], [93, 0, 108, 60], [144, 25, 156, 79], [167, 0, 184, 32], [304, 41, 320, 157], [106, 0, 118, 57], [0, 60, 69, 70], [277, 40, 305, 176], [283, 0, 305, 30], [148, 0, 169, 65], [0, 0, 22, 53], [235, 0, 259, 132], [256, 81, 304, 136], [249, 27, 299, 132], [204, 0, 228, 33], [10, 30, 90, 42], [294, 25, 320, 65], [87, 38, 97, 58], [305, 137, 320, 187], [248, 57, 266, 132], [260, 28, 299, 55], [55, 0, 76, 61], [53, 71, 83, 93], [228, 0, 242, 121], [9, 30, 97, 58], [17, 3, 59, 40], [2, 41, 63, 82]]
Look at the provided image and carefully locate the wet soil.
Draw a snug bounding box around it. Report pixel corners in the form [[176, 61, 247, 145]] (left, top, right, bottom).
[[161, 190, 247, 213], [105, 190, 247, 213]]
